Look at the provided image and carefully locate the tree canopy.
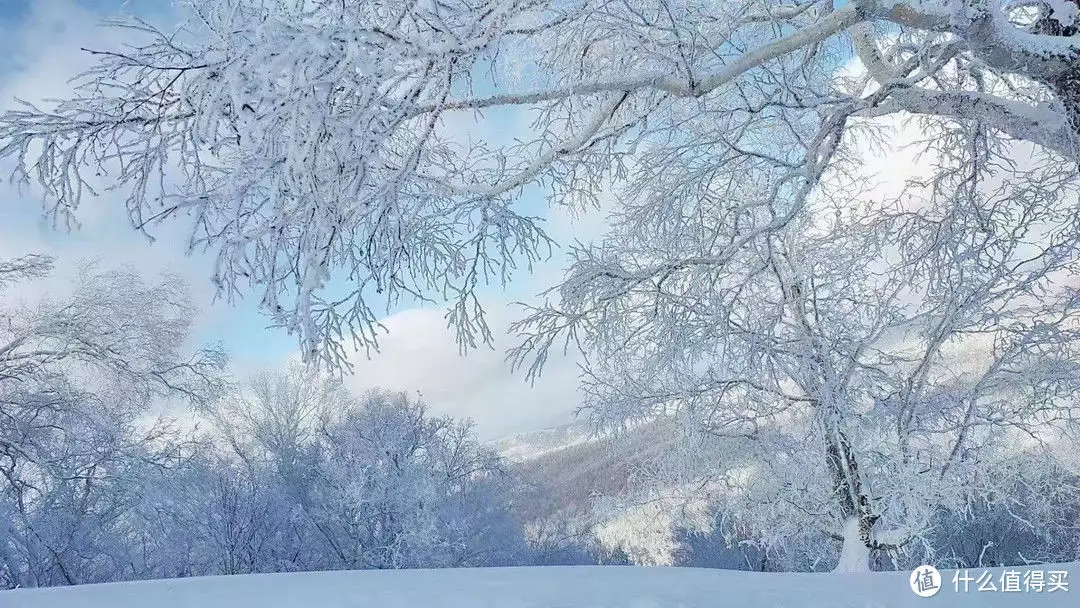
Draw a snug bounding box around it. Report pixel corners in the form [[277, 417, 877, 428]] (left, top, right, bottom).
[[1, 0, 1077, 369]]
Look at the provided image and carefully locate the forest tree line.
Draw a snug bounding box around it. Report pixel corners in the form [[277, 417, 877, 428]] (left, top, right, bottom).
[[2, 254, 1078, 588]]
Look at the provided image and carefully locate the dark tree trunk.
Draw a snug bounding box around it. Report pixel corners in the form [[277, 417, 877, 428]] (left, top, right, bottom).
[[1034, 0, 1080, 143], [823, 413, 879, 550]]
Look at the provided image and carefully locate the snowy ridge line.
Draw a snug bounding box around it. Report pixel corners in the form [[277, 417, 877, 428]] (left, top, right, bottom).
[[489, 422, 598, 462]]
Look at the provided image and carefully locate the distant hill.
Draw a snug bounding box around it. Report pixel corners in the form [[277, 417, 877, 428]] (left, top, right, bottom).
[[490, 420, 758, 566], [491, 420, 692, 523], [489, 421, 596, 462]]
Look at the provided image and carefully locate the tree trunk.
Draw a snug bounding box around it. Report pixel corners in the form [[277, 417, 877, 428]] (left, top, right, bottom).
[[786, 271, 880, 571], [833, 517, 871, 573], [823, 409, 878, 572]]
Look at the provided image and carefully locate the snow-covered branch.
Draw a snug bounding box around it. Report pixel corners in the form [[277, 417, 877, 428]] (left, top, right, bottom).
[[0, 0, 1077, 369]]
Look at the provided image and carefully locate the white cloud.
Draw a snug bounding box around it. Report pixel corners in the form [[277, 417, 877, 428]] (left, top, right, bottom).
[[331, 127, 622, 440], [342, 305, 582, 441]]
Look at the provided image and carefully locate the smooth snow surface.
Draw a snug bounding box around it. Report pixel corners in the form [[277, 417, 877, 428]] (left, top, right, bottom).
[[2, 564, 1075, 608]]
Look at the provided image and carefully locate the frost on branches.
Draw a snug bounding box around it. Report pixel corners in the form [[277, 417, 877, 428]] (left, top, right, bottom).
[[0, 0, 1078, 369], [0, 256, 228, 587], [207, 366, 527, 572], [509, 112, 1080, 570]]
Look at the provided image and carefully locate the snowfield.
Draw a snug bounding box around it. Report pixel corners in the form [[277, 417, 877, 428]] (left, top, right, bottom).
[[2, 564, 1075, 608]]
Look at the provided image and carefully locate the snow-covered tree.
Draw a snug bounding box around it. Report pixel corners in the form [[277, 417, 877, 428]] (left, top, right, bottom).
[[0, 255, 227, 588], [1, 0, 1077, 368], [309, 390, 526, 568], [508, 126, 1080, 571], [207, 367, 527, 571], [143, 446, 316, 576]]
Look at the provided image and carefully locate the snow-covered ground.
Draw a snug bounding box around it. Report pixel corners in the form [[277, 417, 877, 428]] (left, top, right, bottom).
[[3, 564, 1074, 608]]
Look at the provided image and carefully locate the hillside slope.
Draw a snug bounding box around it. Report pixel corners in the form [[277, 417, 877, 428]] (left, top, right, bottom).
[[491, 422, 596, 462], [3, 564, 1074, 608]]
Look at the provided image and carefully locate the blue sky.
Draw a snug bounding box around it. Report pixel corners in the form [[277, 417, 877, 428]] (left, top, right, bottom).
[[0, 0, 587, 438]]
